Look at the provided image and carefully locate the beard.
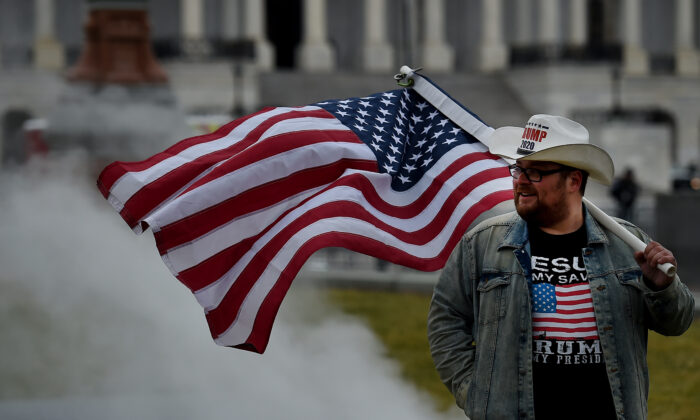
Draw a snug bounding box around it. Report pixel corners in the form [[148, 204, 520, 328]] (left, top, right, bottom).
[[514, 180, 570, 228]]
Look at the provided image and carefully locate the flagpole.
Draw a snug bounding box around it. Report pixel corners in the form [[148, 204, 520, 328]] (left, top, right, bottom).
[[396, 66, 676, 279], [583, 197, 676, 278]]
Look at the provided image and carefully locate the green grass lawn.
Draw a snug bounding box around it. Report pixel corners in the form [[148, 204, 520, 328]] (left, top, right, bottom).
[[328, 288, 700, 418]]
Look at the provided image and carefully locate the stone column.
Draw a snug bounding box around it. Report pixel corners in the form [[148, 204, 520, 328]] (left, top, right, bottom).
[[296, 0, 335, 72], [420, 0, 454, 72], [675, 110, 700, 167], [537, 0, 559, 58], [513, 0, 533, 49], [622, 0, 648, 75], [675, 0, 699, 76], [34, 0, 65, 70], [478, 0, 508, 72], [221, 0, 242, 41], [362, 0, 394, 72], [180, 0, 210, 57], [244, 0, 274, 70], [569, 0, 587, 49]]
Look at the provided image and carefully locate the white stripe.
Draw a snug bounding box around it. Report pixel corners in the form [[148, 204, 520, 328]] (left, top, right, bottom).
[[145, 140, 373, 229], [161, 156, 508, 273], [162, 185, 327, 273], [109, 106, 321, 211], [556, 293, 592, 302], [533, 312, 594, 320], [532, 330, 599, 339], [137, 160, 228, 234], [198, 174, 511, 313]]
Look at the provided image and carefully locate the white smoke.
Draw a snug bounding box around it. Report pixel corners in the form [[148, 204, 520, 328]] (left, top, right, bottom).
[[0, 153, 462, 420]]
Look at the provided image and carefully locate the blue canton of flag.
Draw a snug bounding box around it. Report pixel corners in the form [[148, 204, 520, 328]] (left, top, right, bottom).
[[533, 282, 557, 313], [316, 89, 479, 191]]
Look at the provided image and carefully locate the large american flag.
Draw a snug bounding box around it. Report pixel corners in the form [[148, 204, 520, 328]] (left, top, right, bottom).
[[532, 283, 598, 340], [97, 72, 513, 353]]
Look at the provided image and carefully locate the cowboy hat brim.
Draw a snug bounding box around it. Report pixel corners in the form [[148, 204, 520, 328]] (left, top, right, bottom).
[[486, 126, 615, 185]]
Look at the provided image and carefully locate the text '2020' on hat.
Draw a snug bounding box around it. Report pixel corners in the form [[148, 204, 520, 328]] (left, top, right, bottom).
[[485, 114, 615, 185]]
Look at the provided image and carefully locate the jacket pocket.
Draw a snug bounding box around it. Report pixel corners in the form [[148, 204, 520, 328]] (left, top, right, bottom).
[[476, 275, 511, 326], [617, 269, 644, 289], [617, 269, 645, 319], [470, 274, 512, 417]]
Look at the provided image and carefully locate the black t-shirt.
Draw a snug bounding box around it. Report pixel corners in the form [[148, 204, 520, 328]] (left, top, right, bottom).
[[528, 223, 616, 419]]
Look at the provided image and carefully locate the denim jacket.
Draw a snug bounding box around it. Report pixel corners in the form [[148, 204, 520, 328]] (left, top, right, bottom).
[[427, 206, 694, 419]]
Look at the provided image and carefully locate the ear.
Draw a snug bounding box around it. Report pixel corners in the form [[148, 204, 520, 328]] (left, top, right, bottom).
[[568, 170, 583, 193]]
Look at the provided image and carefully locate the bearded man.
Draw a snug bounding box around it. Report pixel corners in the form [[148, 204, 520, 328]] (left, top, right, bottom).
[[427, 114, 694, 419]]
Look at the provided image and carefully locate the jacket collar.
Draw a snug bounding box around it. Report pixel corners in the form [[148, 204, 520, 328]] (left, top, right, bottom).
[[498, 203, 609, 250]]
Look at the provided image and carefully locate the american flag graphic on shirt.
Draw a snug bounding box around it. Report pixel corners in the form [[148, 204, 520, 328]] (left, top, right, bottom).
[[532, 282, 599, 340]]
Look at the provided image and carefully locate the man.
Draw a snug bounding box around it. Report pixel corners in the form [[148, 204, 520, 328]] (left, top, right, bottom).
[[611, 167, 639, 222], [427, 114, 694, 419]]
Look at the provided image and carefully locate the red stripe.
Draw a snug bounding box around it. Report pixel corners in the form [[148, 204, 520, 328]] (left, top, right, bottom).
[[238, 190, 512, 352], [97, 108, 272, 198], [180, 119, 351, 195], [555, 288, 590, 297], [202, 189, 512, 339], [157, 153, 506, 252], [239, 233, 397, 353], [172, 169, 509, 289], [111, 109, 338, 227]]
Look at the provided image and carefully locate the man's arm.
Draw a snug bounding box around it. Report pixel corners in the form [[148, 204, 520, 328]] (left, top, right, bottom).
[[634, 240, 695, 336], [427, 238, 476, 409]]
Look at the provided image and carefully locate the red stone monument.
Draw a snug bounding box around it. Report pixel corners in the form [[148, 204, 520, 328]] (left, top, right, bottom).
[[68, 0, 167, 84], [46, 0, 191, 163]]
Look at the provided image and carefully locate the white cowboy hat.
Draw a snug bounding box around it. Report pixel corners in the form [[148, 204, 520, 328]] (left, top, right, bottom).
[[486, 114, 615, 185]]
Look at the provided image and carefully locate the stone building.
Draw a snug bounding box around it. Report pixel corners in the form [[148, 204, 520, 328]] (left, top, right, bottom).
[[1, 0, 699, 282], [1, 0, 700, 177]]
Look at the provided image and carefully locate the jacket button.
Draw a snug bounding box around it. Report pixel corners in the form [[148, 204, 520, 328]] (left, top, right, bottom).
[[610, 367, 618, 373], [597, 285, 606, 291], [603, 326, 613, 331]]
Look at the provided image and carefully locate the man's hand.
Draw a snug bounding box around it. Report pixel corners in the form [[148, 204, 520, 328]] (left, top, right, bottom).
[[633, 240, 677, 291]]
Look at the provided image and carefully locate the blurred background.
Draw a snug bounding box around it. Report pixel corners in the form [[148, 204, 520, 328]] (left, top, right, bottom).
[[0, 0, 699, 418]]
